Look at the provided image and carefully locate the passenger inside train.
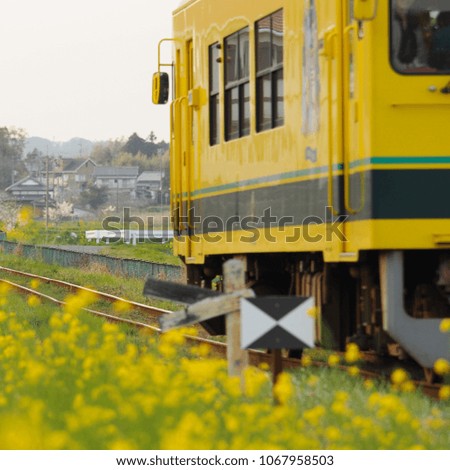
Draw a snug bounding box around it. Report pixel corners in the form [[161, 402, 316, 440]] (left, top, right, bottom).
[[391, 0, 450, 73]]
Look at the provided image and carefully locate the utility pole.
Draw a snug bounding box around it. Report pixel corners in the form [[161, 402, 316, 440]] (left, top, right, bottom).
[[160, 150, 163, 213], [45, 151, 50, 238], [115, 177, 119, 212]]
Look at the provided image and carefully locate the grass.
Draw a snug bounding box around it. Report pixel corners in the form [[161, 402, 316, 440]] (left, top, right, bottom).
[[99, 240, 181, 265], [0, 286, 448, 450], [0, 252, 179, 311], [4, 209, 181, 265]]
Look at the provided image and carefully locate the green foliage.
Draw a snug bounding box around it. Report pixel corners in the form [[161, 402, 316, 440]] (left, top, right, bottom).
[[0, 252, 177, 310], [90, 139, 124, 165], [78, 183, 109, 210], [6, 220, 90, 246], [101, 240, 180, 265], [123, 132, 152, 155]]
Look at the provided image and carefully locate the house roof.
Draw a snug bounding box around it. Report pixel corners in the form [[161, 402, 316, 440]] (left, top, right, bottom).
[[62, 158, 97, 173], [5, 176, 46, 192], [93, 166, 139, 178], [136, 171, 164, 183]]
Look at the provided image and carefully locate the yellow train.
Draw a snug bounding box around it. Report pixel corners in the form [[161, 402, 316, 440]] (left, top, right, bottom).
[[153, 0, 450, 373]]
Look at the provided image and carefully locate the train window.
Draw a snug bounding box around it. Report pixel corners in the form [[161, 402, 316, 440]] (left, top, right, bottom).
[[391, 0, 450, 74], [256, 9, 284, 132], [224, 27, 250, 141], [209, 43, 220, 146]]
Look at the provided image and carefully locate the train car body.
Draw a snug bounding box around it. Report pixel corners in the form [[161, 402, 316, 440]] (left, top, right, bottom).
[[153, 0, 450, 371]]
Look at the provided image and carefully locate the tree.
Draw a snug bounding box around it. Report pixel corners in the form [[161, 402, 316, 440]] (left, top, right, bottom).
[[114, 151, 155, 173], [47, 201, 74, 221], [147, 131, 157, 143], [25, 148, 44, 177], [90, 139, 124, 165], [0, 127, 27, 190], [122, 132, 155, 157], [78, 183, 108, 211], [0, 192, 21, 231]]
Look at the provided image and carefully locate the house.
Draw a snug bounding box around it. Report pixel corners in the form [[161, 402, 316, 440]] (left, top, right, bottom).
[[53, 158, 97, 201], [58, 158, 97, 186], [93, 166, 139, 201], [4, 176, 53, 207], [136, 171, 164, 200]]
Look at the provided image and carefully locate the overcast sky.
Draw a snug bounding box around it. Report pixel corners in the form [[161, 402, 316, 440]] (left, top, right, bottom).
[[0, 0, 181, 142]]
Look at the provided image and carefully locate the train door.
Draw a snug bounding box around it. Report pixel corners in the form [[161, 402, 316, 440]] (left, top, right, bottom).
[[382, 0, 450, 160], [319, 0, 345, 259], [172, 40, 194, 259], [342, 1, 364, 223], [321, 0, 362, 260]]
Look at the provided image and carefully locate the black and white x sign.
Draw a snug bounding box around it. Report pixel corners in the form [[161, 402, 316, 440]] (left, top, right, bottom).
[[240, 296, 315, 350]]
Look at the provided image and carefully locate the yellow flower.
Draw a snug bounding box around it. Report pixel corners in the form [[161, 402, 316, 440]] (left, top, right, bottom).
[[307, 306, 318, 319], [395, 410, 411, 424], [303, 405, 326, 426], [63, 290, 98, 314], [344, 343, 361, 363], [30, 279, 41, 290], [401, 381, 416, 393], [161, 329, 187, 346], [24, 362, 47, 384], [224, 415, 240, 433], [189, 343, 211, 357], [426, 418, 445, 430], [439, 385, 450, 400], [273, 372, 294, 405], [348, 366, 359, 376], [327, 354, 340, 366], [368, 392, 382, 408], [102, 322, 119, 334], [0, 282, 11, 296], [364, 379, 374, 390], [301, 355, 312, 367], [334, 391, 349, 402], [307, 375, 319, 387], [158, 341, 177, 358], [331, 400, 347, 415], [113, 299, 132, 313], [109, 439, 137, 450], [325, 426, 340, 441], [391, 368, 409, 385], [27, 295, 41, 308], [244, 367, 269, 398], [17, 207, 33, 226], [433, 358, 450, 376], [439, 318, 450, 333]]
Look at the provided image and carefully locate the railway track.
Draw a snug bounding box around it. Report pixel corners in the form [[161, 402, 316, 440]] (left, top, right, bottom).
[[0, 264, 443, 399]]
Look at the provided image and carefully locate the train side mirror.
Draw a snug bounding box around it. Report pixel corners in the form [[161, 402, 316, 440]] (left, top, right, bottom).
[[353, 0, 378, 21], [152, 72, 169, 105]]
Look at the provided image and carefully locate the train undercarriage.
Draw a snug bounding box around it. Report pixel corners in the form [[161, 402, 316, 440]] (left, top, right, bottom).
[[184, 250, 450, 378]]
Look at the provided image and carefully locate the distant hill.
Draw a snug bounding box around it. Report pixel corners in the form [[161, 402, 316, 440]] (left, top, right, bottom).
[[25, 137, 96, 159]]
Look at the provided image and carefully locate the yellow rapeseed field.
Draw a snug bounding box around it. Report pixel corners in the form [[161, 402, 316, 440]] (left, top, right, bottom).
[[0, 282, 448, 450]]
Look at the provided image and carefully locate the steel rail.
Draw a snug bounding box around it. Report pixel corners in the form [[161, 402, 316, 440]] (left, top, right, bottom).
[[0, 265, 171, 317], [0, 269, 443, 398]]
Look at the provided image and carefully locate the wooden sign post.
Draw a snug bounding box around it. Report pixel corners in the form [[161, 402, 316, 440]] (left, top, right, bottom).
[[223, 258, 249, 379], [144, 261, 316, 402], [145, 260, 253, 386]]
